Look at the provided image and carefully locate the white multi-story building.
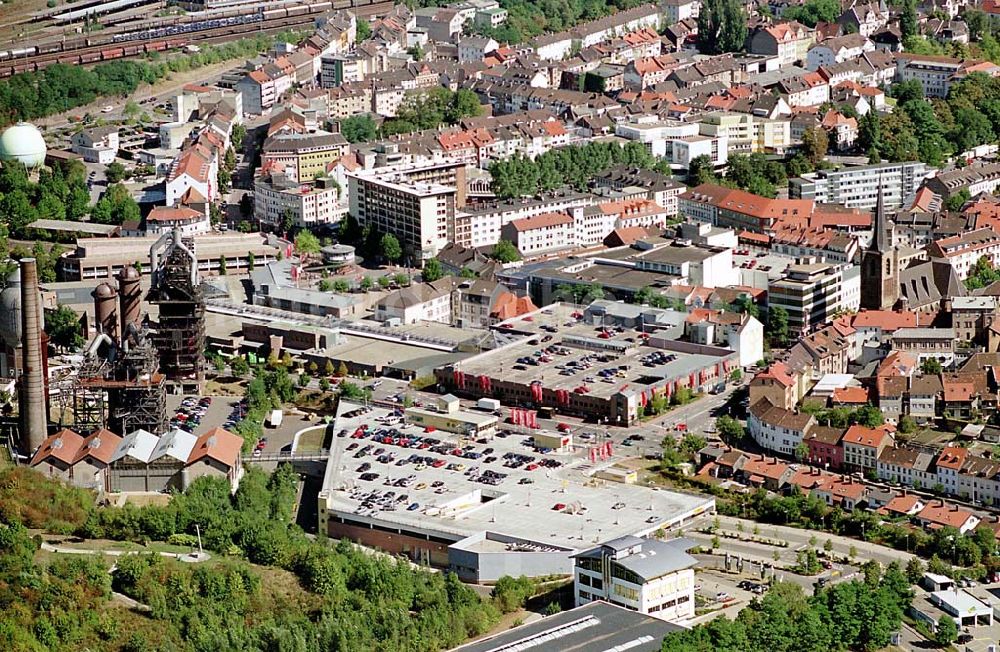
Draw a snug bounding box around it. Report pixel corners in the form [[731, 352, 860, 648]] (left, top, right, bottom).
[[789, 161, 929, 210], [254, 174, 346, 229], [806, 34, 874, 71], [747, 400, 815, 456], [894, 53, 1000, 99], [71, 126, 119, 164], [615, 118, 700, 158], [374, 278, 455, 324], [348, 162, 464, 261], [928, 228, 1000, 280], [573, 536, 697, 624], [768, 260, 856, 336], [454, 191, 594, 249], [669, 135, 728, 171], [499, 211, 574, 256]]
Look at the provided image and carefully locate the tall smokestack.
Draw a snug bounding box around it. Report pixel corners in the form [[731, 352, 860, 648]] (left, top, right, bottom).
[[92, 282, 119, 342], [117, 266, 141, 338], [19, 258, 47, 454]]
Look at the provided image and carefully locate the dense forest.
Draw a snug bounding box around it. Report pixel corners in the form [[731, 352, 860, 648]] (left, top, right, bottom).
[[660, 565, 914, 652], [0, 465, 506, 651]]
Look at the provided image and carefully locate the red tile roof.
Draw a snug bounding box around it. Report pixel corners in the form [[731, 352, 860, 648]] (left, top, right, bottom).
[[850, 310, 919, 331], [832, 386, 869, 404], [75, 428, 123, 464], [30, 429, 85, 466], [918, 501, 978, 529], [936, 446, 968, 471], [187, 427, 244, 467], [842, 424, 891, 449]]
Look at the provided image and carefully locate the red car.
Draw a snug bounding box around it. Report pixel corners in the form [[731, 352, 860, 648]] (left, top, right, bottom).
[[526, 463, 539, 471], [432, 459, 447, 468], [552, 503, 566, 511]]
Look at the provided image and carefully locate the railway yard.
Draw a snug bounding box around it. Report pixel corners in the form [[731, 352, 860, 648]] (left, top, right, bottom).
[[0, 0, 393, 77]]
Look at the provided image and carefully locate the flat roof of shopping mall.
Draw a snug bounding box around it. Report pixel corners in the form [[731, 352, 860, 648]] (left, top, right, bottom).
[[450, 303, 726, 399], [320, 402, 714, 551]]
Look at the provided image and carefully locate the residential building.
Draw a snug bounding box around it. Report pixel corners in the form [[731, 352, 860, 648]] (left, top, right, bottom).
[[261, 132, 350, 183], [144, 205, 210, 236], [952, 296, 999, 344], [749, 361, 804, 410], [348, 161, 467, 262], [877, 446, 936, 488], [916, 500, 981, 533], [891, 328, 957, 367], [375, 278, 457, 324], [165, 144, 217, 206], [749, 21, 815, 66], [928, 228, 1000, 281], [254, 173, 347, 229], [499, 212, 575, 257], [573, 535, 697, 623], [789, 161, 928, 210], [841, 424, 894, 473], [806, 34, 875, 71], [71, 126, 119, 164], [678, 183, 816, 233], [925, 162, 1000, 200], [804, 425, 845, 470], [747, 399, 816, 457], [896, 53, 1000, 98], [935, 446, 968, 495], [685, 309, 764, 368]]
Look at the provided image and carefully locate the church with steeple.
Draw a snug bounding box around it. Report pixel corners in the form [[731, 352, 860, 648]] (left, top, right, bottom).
[[860, 182, 900, 311]]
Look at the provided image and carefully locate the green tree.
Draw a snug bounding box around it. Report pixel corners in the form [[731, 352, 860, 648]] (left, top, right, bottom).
[[898, 415, 918, 434], [781, 0, 840, 26], [801, 127, 829, 165], [422, 258, 445, 282], [921, 357, 943, 375], [230, 356, 250, 377], [688, 154, 717, 185], [900, 0, 918, 39], [295, 230, 321, 263], [698, 0, 748, 54], [356, 18, 371, 41], [45, 305, 85, 351], [766, 306, 790, 346], [717, 415, 745, 444], [333, 279, 350, 292], [360, 275, 374, 291], [944, 188, 971, 212], [105, 161, 128, 184], [380, 233, 402, 263], [490, 239, 521, 263], [91, 184, 140, 225], [341, 114, 378, 143], [491, 576, 535, 613], [934, 614, 958, 646]]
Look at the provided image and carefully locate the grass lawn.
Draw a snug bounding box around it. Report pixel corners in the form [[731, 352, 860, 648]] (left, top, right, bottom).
[[296, 427, 328, 453]]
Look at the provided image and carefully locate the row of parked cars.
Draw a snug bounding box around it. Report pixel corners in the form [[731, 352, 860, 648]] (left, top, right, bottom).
[[170, 396, 212, 433]]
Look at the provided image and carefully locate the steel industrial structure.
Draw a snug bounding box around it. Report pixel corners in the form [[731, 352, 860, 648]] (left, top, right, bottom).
[[56, 265, 168, 436], [147, 228, 206, 394]]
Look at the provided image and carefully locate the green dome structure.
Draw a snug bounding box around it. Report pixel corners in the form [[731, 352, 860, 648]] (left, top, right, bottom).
[[0, 122, 47, 168]]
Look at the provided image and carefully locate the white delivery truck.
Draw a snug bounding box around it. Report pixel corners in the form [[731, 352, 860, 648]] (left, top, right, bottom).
[[267, 409, 283, 428], [477, 398, 501, 412]]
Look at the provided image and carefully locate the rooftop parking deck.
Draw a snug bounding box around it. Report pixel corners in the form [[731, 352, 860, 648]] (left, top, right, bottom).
[[320, 402, 715, 552], [449, 303, 730, 401]]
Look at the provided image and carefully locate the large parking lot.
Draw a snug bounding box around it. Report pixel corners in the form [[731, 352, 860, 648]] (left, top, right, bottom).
[[321, 401, 715, 550], [164, 394, 309, 455]]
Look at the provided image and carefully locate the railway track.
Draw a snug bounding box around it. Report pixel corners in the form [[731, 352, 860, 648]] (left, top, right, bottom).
[[0, 0, 393, 78]]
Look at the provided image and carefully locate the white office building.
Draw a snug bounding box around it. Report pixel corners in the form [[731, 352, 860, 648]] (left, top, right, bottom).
[[789, 161, 929, 210], [573, 535, 698, 624]]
